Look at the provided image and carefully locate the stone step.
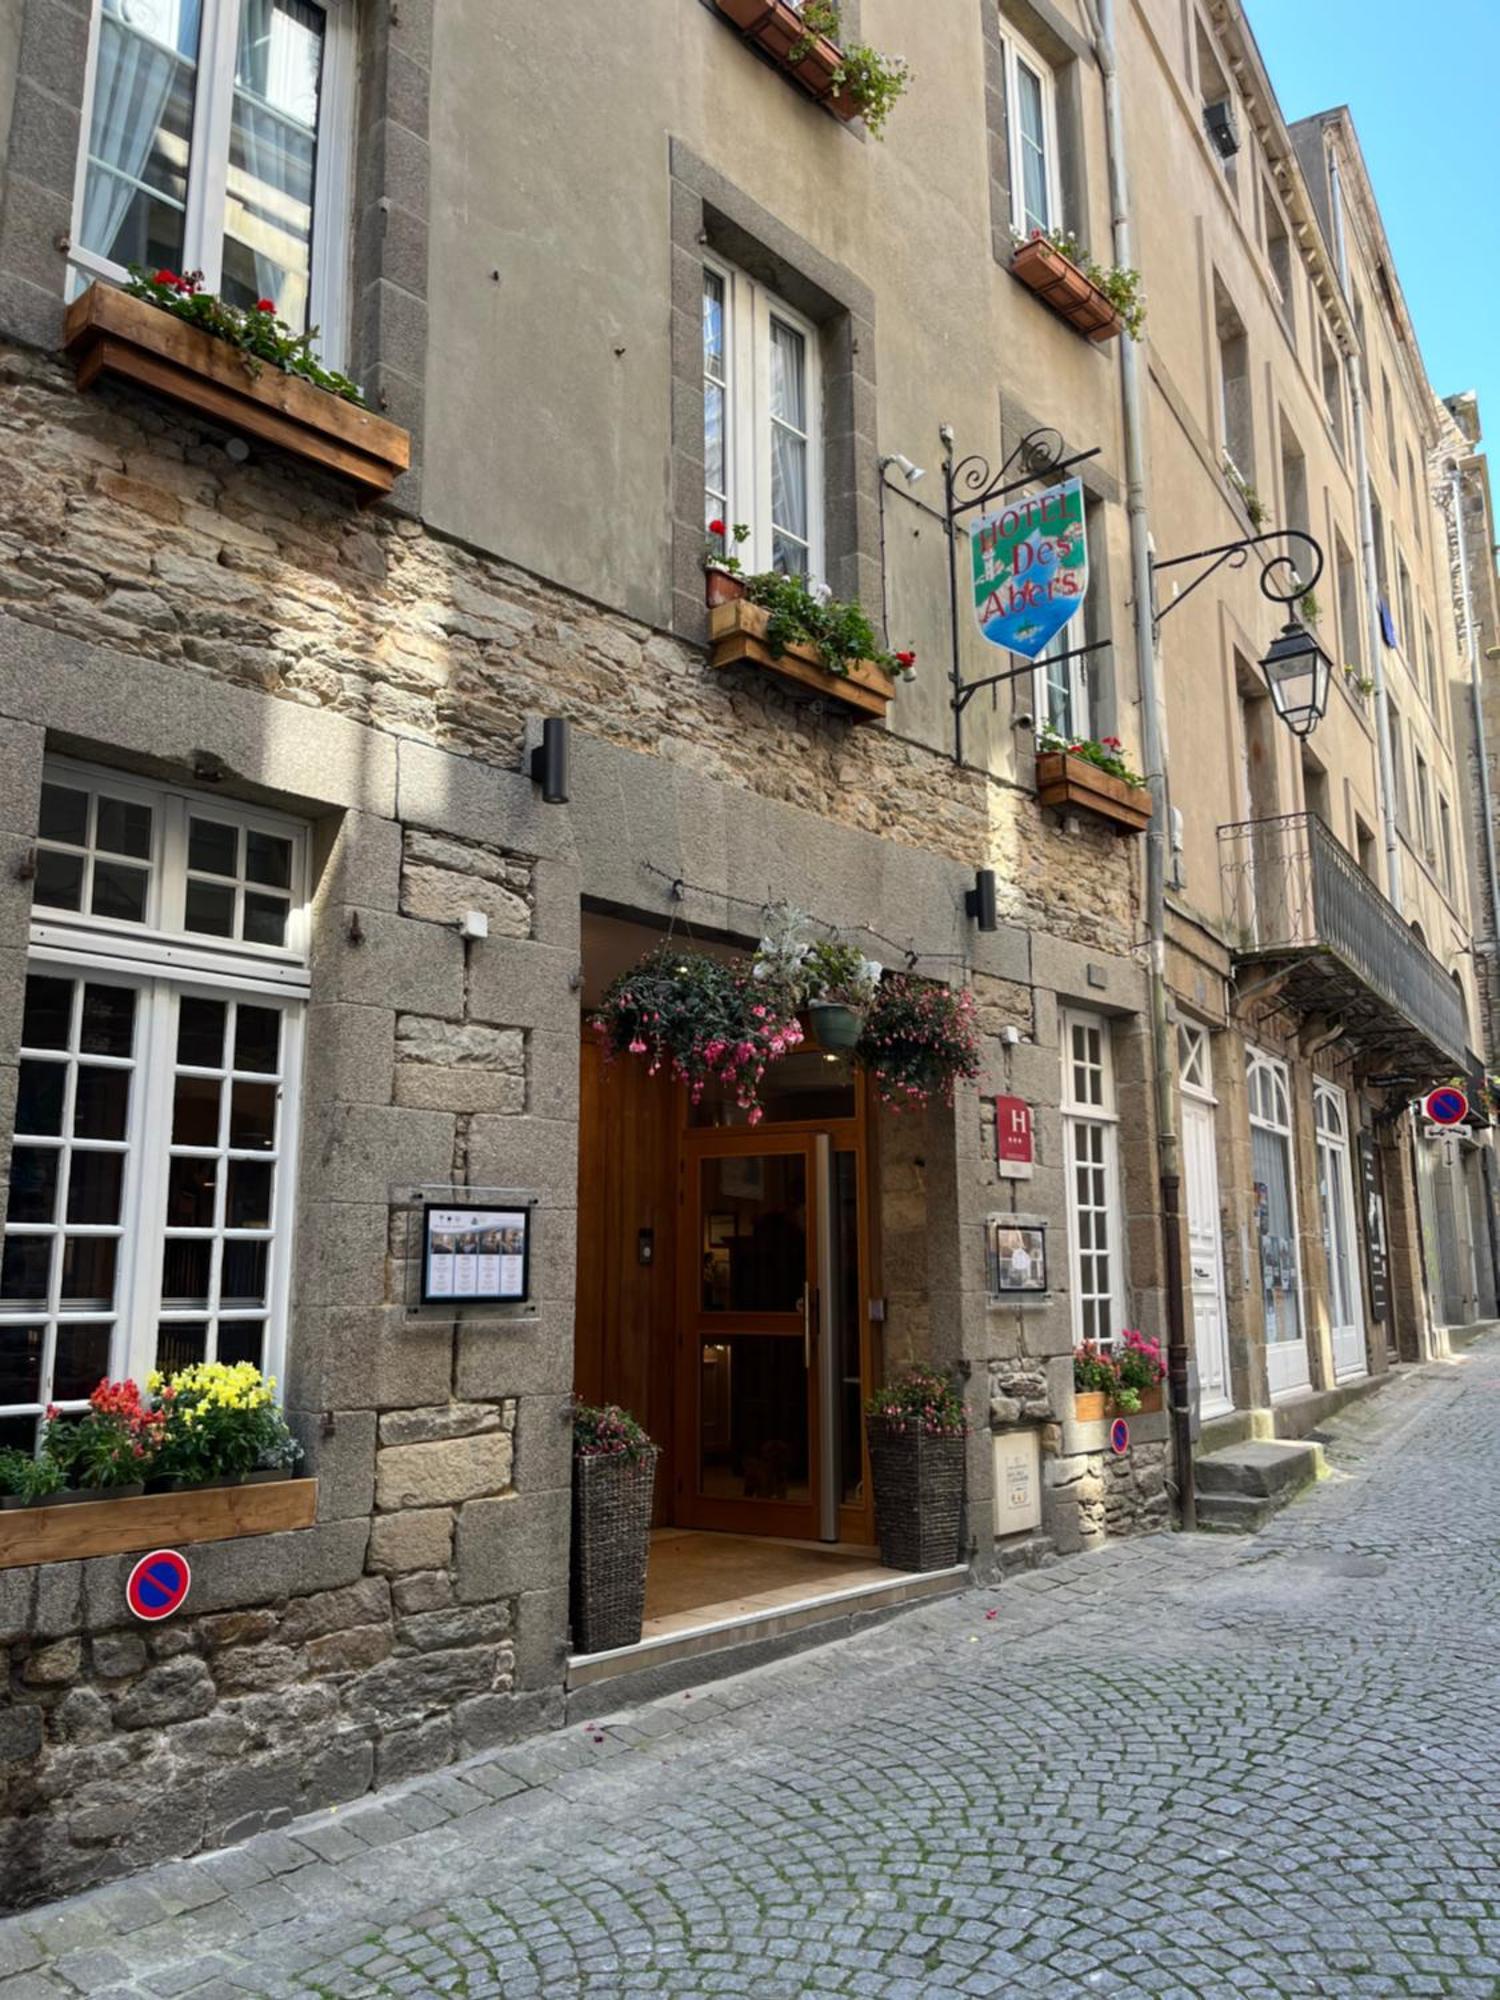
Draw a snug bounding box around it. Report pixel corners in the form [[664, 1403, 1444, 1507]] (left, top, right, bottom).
[[1194, 1437, 1322, 1500], [1195, 1489, 1280, 1533]]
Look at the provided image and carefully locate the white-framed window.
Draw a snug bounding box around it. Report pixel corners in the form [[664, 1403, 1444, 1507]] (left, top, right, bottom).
[[1036, 635, 1090, 742], [703, 258, 823, 581], [1061, 1009, 1124, 1347], [69, 0, 355, 359], [1, 760, 309, 1450], [1002, 28, 1061, 238]]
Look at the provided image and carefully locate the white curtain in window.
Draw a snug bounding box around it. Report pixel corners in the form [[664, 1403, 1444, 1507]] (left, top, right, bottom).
[[769, 318, 808, 573], [80, 4, 189, 263], [227, 0, 324, 323]]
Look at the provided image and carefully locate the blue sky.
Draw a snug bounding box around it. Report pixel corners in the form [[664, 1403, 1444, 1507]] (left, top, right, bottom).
[[1246, 0, 1499, 454]]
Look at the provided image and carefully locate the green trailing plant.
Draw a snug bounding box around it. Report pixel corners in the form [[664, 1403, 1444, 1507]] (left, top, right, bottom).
[[1297, 587, 1322, 625], [1018, 228, 1146, 340], [857, 975, 982, 1110], [1221, 455, 1267, 527], [572, 1401, 655, 1462], [1037, 724, 1146, 789], [742, 569, 897, 679], [753, 905, 880, 1007], [865, 1365, 967, 1437], [792, 3, 911, 137], [594, 945, 803, 1122], [125, 266, 366, 406]]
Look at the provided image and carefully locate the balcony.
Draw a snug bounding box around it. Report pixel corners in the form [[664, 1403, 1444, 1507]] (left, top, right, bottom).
[[1218, 812, 1468, 1088]]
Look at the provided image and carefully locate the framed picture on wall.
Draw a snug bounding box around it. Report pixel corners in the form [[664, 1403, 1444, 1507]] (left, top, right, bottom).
[[986, 1219, 1048, 1295]]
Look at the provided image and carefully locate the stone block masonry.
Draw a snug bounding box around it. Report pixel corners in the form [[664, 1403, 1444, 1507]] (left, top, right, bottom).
[[0, 345, 1137, 961]]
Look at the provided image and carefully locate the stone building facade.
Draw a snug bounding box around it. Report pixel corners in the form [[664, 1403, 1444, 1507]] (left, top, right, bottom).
[[0, 0, 1485, 1910]]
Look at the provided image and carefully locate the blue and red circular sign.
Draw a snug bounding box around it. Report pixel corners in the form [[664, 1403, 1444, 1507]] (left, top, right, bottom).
[[126, 1549, 192, 1622], [1109, 1417, 1130, 1456], [1424, 1086, 1469, 1128]]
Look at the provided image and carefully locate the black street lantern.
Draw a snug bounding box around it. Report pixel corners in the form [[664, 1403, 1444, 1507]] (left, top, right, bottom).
[[1258, 617, 1332, 738], [1152, 528, 1331, 741]]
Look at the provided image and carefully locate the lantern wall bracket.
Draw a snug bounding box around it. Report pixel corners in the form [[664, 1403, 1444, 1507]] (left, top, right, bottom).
[[1151, 529, 1325, 634]]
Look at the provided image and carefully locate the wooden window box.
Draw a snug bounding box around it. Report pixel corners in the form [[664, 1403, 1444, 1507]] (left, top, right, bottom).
[[1035, 751, 1151, 832], [712, 0, 858, 120], [63, 284, 410, 502], [709, 597, 894, 722], [1009, 238, 1124, 345], [0, 1475, 317, 1570]]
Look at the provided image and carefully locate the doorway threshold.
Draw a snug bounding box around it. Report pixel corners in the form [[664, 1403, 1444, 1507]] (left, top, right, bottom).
[[566, 1531, 967, 1707]]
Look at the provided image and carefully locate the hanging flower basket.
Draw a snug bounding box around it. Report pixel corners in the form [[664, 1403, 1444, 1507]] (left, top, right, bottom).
[[856, 975, 982, 1110], [807, 999, 865, 1051]]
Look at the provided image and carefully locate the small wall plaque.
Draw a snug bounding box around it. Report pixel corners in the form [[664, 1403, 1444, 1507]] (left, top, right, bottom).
[[985, 1216, 1048, 1295]]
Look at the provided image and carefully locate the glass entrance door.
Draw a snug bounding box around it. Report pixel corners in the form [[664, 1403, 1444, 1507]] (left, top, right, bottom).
[[678, 1112, 870, 1542], [681, 1133, 819, 1538]]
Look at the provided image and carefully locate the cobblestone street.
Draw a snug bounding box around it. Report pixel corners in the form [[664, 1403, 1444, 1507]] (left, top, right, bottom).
[[3, 1343, 1497, 1999]]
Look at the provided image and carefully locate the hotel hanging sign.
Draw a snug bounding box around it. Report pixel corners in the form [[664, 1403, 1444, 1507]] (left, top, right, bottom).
[[972, 476, 1088, 657]]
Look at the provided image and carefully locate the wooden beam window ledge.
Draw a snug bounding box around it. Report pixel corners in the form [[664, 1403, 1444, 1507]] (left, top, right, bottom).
[[0, 1475, 318, 1569], [64, 285, 410, 502]]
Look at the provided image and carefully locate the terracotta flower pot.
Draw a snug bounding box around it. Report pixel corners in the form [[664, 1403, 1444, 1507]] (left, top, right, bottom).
[[705, 566, 747, 609]]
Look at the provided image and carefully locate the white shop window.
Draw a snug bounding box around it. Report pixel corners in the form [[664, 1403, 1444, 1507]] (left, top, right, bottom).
[[69, 0, 355, 359], [1, 761, 308, 1450], [703, 258, 824, 581], [1061, 1009, 1124, 1347]]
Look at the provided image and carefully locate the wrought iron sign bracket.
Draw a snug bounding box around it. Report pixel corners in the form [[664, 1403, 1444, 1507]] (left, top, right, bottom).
[[942, 425, 1103, 768], [953, 637, 1112, 716], [1151, 529, 1324, 634]]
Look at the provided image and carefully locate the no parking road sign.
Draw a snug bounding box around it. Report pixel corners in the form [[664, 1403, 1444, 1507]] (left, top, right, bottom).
[[126, 1549, 192, 1622], [1422, 1086, 1469, 1128]]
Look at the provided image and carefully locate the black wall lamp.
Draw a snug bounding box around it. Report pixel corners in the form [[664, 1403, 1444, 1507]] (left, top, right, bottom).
[[965, 868, 998, 932], [1152, 529, 1332, 740], [529, 718, 570, 804]]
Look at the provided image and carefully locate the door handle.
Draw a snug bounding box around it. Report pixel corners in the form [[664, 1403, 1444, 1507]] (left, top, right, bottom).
[[802, 1284, 819, 1368]]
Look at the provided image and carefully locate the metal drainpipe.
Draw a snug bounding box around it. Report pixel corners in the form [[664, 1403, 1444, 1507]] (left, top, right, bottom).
[[1084, 0, 1194, 1527], [1447, 453, 1500, 1314], [1329, 142, 1403, 912]]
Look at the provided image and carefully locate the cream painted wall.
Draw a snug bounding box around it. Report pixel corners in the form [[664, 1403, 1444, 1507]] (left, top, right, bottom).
[[418, 0, 1133, 778]]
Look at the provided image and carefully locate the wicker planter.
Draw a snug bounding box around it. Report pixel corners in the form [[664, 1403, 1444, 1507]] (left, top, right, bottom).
[[865, 1423, 965, 1572], [709, 599, 895, 722], [570, 1448, 659, 1655], [63, 283, 410, 502], [1035, 751, 1152, 833], [1009, 238, 1124, 344], [712, 0, 859, 120]]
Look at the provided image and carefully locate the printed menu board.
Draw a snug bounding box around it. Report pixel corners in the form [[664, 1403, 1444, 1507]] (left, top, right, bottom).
[[422, 1204, 530, 1305]]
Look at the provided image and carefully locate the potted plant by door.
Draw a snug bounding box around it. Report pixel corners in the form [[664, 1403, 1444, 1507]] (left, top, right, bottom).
[[864, 1366, 968, 1571], [570, 1402, 660, 1655]]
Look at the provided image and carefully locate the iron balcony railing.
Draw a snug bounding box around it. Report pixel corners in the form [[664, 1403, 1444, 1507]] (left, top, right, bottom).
[[1218, 812, 1469, 1076]]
